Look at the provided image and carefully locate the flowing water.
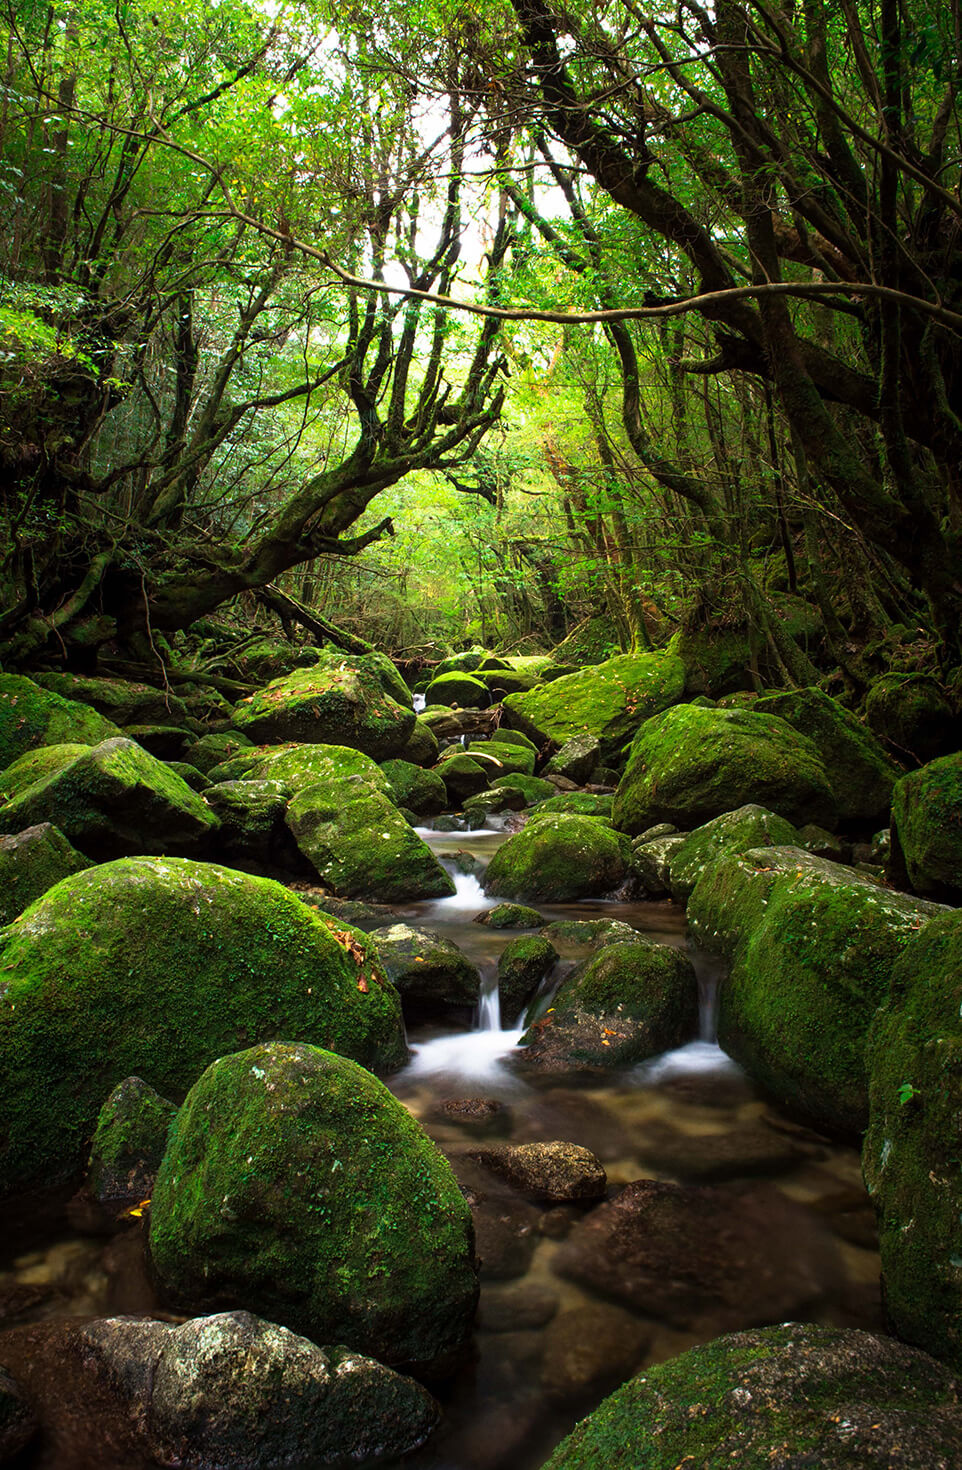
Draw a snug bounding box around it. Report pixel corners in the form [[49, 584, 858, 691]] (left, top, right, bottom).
[[0, 823, 882, 1470]]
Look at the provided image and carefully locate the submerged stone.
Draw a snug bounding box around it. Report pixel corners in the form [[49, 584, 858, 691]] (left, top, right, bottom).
[[149, 1043, 478, 1371]]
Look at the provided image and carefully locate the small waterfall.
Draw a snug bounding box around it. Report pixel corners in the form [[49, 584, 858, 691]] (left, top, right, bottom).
[[427, 870, 494, 918], [477, 968, 501, 1031], [413, 693, 426, 713]]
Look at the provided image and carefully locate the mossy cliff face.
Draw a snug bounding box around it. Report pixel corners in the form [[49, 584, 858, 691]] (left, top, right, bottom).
[[754, 687, 899, 823], [0, 737, 217, 859], [518, 940, 698, 1071], [148, 1042, 478, 1372], [232, 653, 415, 759], [0, 673, 121, 774], [0, 858, 406, 1197], [286, 776, 455, 901], [669, 804, 800, 903], [501, 653, 685, 764], [890, 753, 962, 902], [689, 846, 944, 1137], [863, 912, 962, 1372], [542, 1323, 962, 1469], [612, 704, 837, 836], [484, 815, 629, 903]]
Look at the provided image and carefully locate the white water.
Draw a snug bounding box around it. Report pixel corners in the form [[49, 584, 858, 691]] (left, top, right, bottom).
[[635, 1039, 741, 1082], [413, 693, 426, 713], [423, 870, 496, 919], [405, 1025, 525, 1087]]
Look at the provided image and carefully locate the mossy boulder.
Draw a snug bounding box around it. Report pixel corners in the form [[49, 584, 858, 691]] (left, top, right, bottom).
[[517, 940, 698, 1072], [550, 615, 621, 667], [533, 793, 613, 819], [33, 671, 189, 726], [369, 924, 481, 1017], [863, 911, 962, 1371], [497, 936, 558, 1027], [148, 1042, 478, 1371], [463, 787, 527, 828], [475, 669, 540, 698], [395, 716, 440, 769], [206, 779, 304, 873], [467, 739, 537, 777], [81, 1311, 440, 1470], [286, 777, 455, 901], [612, 704, 837, 837], [0, 823, 89, 926], [0, 737, 218, 859], [669, 804, 800, 903], [689, 846, 944, 1137], [754, 687, 899, 823], [232, 654, 415, 759], [631, 834, 684, 896], [120, 723, 192, 761], [223, 636, 323, 682], [431, 650, 485, 677], [0, 858, 407, 1196], [184, 730, 254, 775], [380, 759, 448, 819], [890, 753, 962, 901], [435, 752, 490, 802], [865, 672, 959, 763], [422, 672, 490, 709], [538, 919, 639, 954], [491, 773, 555, 805], [545, 733, 602, 784], [542, 1323, 962, 1470], [85, 1075, 176, 1211], [475, 902, 545, 929], [501, 653, 685, 765], [233, 741, 391, 795], [484, 815, 629, 903], [666, 624, 754, 696], [0, 673, 121, 773]]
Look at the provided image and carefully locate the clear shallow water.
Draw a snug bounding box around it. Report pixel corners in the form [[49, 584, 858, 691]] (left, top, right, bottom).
[[0, 823, 882, 1470]]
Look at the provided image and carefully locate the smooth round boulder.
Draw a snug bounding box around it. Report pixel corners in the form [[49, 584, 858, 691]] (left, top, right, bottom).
[[81, 1311, 439, 1469], [517, 940, 698, 1072], [232, 654, 415, 759], [542, 1323, 962, 1469], [467, 1141, 606, 1203], [435, 752, 490, 801], [423, 672, 490, 708], [484, 815, 629, 902], [149, 1044, 478, 1372], [380, 759, 447, 818], [890, 753, 962, 901], [864, 911, 962, 1372], [475, 903, 545, 930], [0, 858, 406, 1197], [612, 704, 837, 835]]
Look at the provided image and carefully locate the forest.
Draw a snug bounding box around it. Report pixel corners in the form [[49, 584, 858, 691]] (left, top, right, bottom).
[[0, 1, 961, 1469]]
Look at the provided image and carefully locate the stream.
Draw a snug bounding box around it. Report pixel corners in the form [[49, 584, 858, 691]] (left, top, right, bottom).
[[0, 823, 882, 1470]]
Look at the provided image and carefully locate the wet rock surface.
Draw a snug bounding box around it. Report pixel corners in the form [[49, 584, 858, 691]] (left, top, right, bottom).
[[467, 1141, 607, 1203]]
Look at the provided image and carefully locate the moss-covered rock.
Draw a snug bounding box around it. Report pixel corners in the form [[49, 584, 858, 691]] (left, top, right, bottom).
[[369, 923, 480, 1017], [33, 672, 189, 726], [148, 1042, 478, 1371], [484, 816, 629, 903], [395, 716, 440, 769], [462, 787, 527, 828], [666, 624, 755, 697], [467, 739, 537, 777], [206, 779, 304, 873], [754, 687, 899, 823], [0, 737, 218, 859], [0, 673, 121, 774], [517, 939, 698, 1071], [422, 672, 490, 709], [435, 752, 490, 802], [0, 858, 407, 1196], [286, 777, 455, 901], [81, 1310, 440, 1470], [890, 753, 962, 901], [542, 1323, 962, 1469], [532, 793, 614, 818], [184, 730, 254, 775], [380, 759, 447, 819], [232, 654, 415, 759], [612, 704, 837, 836], [475, 669, 540, 698], [689, 846, 944, 1136], [0, 822, 89, 925], [167, 760, 210, 792], [502, 653, 685, 765], [669, 804, 800, 903], [630, 834, 684, 896], [545, 733, 602, 784], [481, 727, 537, 752], [208, 742, 391, 794], [550, 615, 621, 667], [865, 672, 959, 764], [86, 1075, 177, 1210], [120, 723, 192, 761], [475, 902, 545, 929], [431, 650, 486, 677], [497, 935, 558, 1027], [863, 911, 962, 1371], [491, 773, 555, 805], [223, 636, 323, 683], [538, 919, 640, 954]]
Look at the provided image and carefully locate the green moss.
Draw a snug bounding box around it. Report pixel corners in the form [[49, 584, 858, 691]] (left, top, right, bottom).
[[543, 1323, 962, 1469], [286, 777, 455, 901], [550, 615, 622, 667], [422, 671, 490, 708], [232, 654, 415, 758], [380, 759, 447, 818], [667, 625, 754, 697], [891, 753, 962, 900], [475, 902, 545, 929], [490, 773, 555, 804], [754, 688, 898, 823], [0, 673, 121, 774], [148, 1042, 478, 1370], [669, 804, 800, 903], [484, 815, 629, 902], [0, 858, 407, 1196], [497, 935, 557, 1027], [467, 739, 536, 777], [865, 673, 957, 763], [531, 793, 613, 818], [0, 737, 217, 858], [34, 672, 189, 726], [396, 717, 440, 769], [0, 822, 89, 926], [612, 703, 837, 836], [184, 731, 254, 775], [864, 911, 962, 1371], [502, 653, 685, 764]]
